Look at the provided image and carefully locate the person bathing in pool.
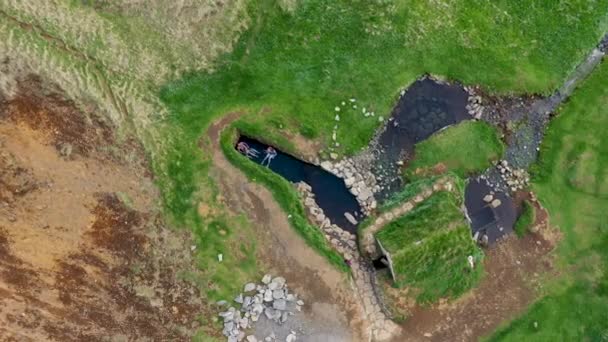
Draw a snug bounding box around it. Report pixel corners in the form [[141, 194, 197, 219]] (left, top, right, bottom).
[[261, 146, 277, 166], [237, 141, 259, 159]]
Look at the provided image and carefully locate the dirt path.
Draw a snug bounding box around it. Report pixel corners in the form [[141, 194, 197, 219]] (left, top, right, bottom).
[[205, 114, 368, 341]]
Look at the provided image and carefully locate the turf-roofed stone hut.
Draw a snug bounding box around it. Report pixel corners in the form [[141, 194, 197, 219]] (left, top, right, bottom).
[[375, 191, 483, 301]]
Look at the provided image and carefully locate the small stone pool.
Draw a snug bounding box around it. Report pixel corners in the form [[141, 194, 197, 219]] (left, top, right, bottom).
[[465, 178, 517, 244], [236, 136, 364, 233]]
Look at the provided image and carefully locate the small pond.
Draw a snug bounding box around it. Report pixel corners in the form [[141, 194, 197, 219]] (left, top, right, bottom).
[[236, 136, 364, 233], [373, 78, 470, 199], [464, 178, 517, 244]]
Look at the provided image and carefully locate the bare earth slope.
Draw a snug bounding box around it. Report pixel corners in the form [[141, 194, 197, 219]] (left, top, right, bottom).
[[0, 72, 210, 341]]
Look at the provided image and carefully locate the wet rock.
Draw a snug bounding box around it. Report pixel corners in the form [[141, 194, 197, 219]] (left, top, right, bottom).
[[491, 199, 502, 208], [273, 299, 287, 311], [483, 194, 493, 203], [344, 212, 358, 225]]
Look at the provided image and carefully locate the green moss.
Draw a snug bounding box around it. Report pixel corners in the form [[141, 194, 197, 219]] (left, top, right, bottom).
[[404, 121, 505, 181], [514, 200, 535, 237]]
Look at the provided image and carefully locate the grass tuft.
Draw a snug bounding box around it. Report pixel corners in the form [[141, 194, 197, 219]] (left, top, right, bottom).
[[404, 121, 504, 181]]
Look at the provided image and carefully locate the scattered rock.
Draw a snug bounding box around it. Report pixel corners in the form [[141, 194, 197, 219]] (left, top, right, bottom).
[[483, 194, 493, 203], [490, 198, 502, 208], [344, 212, 358, 225]]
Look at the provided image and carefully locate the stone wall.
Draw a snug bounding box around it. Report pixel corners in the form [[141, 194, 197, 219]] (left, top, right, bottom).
[[360, 177, 455, 259], [295, 182, 401, 341]]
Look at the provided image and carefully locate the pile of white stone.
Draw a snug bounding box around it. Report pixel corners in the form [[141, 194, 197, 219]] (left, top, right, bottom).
[[496, 160, 529, 192], [319, 158, 378, 214], [218, 275, 303, 342], [465, 86, 484, 119]]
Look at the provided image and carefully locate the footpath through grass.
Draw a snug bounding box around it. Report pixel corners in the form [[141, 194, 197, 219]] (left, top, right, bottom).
[[404, 121, 504, 181], [488, 61, 608, 341]]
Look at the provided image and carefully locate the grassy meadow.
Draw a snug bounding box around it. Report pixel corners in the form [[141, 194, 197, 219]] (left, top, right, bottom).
[[488, 59, 608, 341], [404, 121, 504, 181]]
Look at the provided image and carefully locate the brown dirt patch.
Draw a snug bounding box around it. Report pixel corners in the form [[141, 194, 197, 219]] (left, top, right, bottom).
[[0, 75, 209, 341], [395, 230, 557, 341], [0, 74, 112, 157]]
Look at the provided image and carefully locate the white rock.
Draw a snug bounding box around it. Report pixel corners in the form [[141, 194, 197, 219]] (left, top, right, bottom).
[[344, 212, 358, 225], [335, 114, 340, 121], [234, 294, 243, 303], [246, 336, 258, 342], [272, 289, 285, 299], [273, 299, 287, 311], [244, 283, 256, 292], [344, 177, 356, 187], [271, 277, 286, 288], [286, 332, 297, 342], [334, 106, 340, 112], [218, 254, 223, 262]]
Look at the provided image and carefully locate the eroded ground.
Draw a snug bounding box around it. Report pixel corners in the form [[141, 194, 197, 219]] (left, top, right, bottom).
[[0, 74, 210, 341]]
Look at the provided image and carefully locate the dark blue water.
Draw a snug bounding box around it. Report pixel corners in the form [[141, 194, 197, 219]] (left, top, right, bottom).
[[374, 78, 471, 199], [464, 178, 516, 244], [237, 136, 363, 233]]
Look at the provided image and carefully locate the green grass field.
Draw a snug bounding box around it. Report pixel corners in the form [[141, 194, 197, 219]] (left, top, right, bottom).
[[488, 60, 608, 341], [376, 191, 483, 302], [404, 121, 504, 181], [158, 1, 607, 279]]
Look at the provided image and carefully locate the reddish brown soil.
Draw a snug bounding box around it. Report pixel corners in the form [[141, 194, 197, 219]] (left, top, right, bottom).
[[0, 74, 208, 341], [400, 232, 556, 342]]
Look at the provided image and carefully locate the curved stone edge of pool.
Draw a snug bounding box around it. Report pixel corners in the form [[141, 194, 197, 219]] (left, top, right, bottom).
[[295, 182, 401, 341]]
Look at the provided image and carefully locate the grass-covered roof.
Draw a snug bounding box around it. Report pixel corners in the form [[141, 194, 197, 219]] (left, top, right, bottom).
[[376, 190, 483, 302]]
